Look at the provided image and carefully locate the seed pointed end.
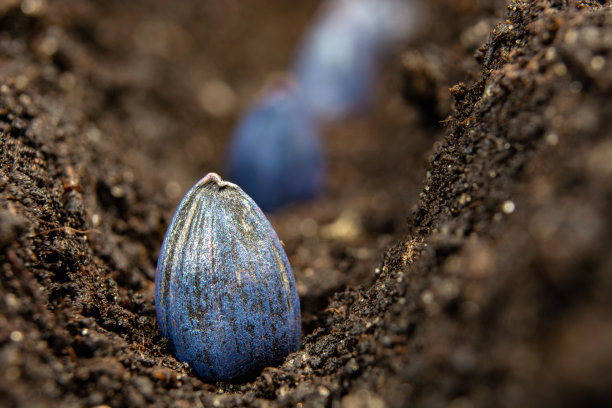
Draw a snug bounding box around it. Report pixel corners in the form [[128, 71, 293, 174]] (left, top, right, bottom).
[[198, 172, 236, 189]]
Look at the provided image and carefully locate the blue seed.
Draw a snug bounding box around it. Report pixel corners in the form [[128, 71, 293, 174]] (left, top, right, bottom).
[[338, 0, 420, 48], [226, 81, 324, 212], [293, 5, 378, 121], [293, 0, 418, 121], [155, 173, 301, 383]]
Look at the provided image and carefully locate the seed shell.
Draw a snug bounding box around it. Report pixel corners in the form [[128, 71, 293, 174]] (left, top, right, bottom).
[[293, 0, 419, 121], [227, 82, 324, 212], [293, 0, 380, 120], [155, 173, 301, 383]]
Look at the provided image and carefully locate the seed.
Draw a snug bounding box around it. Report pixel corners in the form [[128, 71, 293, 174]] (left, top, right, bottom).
[[293, 3, 379, 121], [155, 173, 301, 383], [227, 81, 324, 212], [293, 0, 417, 121]]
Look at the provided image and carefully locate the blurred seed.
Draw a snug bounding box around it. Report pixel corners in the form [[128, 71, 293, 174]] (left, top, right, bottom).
[[227, 80, 324, 212]]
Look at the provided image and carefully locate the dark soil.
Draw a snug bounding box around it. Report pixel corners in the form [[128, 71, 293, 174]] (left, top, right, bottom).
[[1, 0, 612, 407]]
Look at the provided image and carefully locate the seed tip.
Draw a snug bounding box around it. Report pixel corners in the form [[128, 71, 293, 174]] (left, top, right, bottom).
[[198, 172, 236, 189]]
